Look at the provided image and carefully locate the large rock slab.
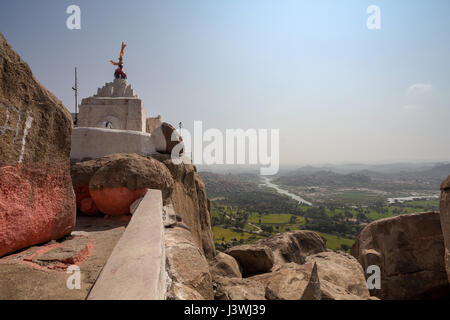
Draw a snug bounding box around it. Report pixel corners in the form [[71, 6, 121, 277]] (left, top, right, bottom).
[[152, 153, 216, 259], [225, 244, 274, 276], [306, 251, 370, 300], [214, 262, 321, 300], [0, 215, 127, 299], [0, 32, 75, 257], [209, 252, 242, 279], [254, 230, 326, 266], [440, 176, 450, 283], [213, 276, 266, 300], [150, 122, 183, 154], [351, 211, 449, 299], [165, 226, 214, 300], [247, 262, 321, 300], [264, 263, 321, 300], [71, 153, 174, 215]]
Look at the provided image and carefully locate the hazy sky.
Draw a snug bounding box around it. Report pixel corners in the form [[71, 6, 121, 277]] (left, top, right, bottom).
[[1, 0, 449, 165]]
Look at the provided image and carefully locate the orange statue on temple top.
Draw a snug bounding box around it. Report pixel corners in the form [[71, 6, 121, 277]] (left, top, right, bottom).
[[109, 42, 127, 79]]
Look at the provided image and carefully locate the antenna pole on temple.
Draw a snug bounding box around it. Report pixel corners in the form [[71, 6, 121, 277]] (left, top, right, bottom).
[[72, 67, 78, 126]]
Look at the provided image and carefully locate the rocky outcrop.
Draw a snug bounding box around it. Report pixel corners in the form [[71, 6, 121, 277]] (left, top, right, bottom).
[[165, 226, 213, 300], [152, 153, 215, 259], [71, 153, 215, 259], [213, 276, 266, 300], [306, 251, 370, 300], [351, 211, 449, 299], [254, 230, 326, 266], [0, 32, 75, 257], [262, 263, 321, 300], [217, 262, 321, 300], [213, 230, 356, 300], [150, 122, 183, 155], [225, 244, 274, 276], [72, 154, 173, 216], [440, 176, 450, 282], [88, 154, 174, 215], [209, 252, 242, 279]]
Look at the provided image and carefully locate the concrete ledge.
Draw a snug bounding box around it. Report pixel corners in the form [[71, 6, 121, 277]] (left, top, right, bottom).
[[71, 127, 156, 161], [87, 189, 166, 300]]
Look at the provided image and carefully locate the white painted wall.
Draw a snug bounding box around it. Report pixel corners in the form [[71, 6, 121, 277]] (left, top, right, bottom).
[[70, 127, 156, 161]]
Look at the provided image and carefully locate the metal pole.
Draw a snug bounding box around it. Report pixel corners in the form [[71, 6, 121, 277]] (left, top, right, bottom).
[[72, 67, 78, 126]]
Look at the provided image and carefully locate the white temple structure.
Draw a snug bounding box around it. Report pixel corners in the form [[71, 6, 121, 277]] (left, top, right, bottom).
[[70, 79, 168, 161]]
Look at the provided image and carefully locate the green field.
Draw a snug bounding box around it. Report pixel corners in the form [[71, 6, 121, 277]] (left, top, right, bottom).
[[210, 197, 439, 253], [213, 226, 262, 243], [248, 213, 305, 225], [316, 232, 355, 251]]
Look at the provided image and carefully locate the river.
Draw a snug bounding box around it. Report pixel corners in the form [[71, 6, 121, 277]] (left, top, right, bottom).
[[261, 177, 313, 206], [387, 195, 440, 204]]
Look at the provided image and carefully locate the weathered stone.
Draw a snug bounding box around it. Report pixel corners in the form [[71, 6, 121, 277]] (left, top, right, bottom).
[[71, 157, 115, 215], [264, 263, 321, 300], [165, 227, 214, 300], [90, 187, 147, 216], [351, 211, 449, 299], [0, 33, 75, 257], [32, 236, 90, 267], [80, 197, 98, 215], [213, 276, 266, 300], [150, 122, 183, 155], [84, 153, 174, 215], [153, 153, 216, 259], [0, 216, 127, 299], [209, 252, 242, 279], [162, 204, 182, 227], [225, 244, 274, 275], [441, 175, 450, 190], [319, 279, 364, 300], [167, 282, 205, 300], [89, 154, 174, 198], [255, 230, 326, 266], [306, 251, 370, 300], [440, 175, 450, 283]]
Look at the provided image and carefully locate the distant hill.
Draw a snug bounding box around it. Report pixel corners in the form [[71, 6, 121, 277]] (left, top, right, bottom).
[[199, 172, 259, 197], [274, 171, 372, 188], [273, 163, 450, 191]]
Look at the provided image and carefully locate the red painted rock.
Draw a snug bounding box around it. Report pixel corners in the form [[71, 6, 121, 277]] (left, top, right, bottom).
[[74, 185, 90, 208], [0, 33, 75, 257], [80, 197, 99, 215], [71, 157, 111, 215], [85, 154, 174, 215], [90, 187, 147, 216], [0, 162, 75, 257]]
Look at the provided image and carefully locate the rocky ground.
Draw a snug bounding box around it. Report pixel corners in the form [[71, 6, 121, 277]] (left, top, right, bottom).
[[0, 216, 127, 299]]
